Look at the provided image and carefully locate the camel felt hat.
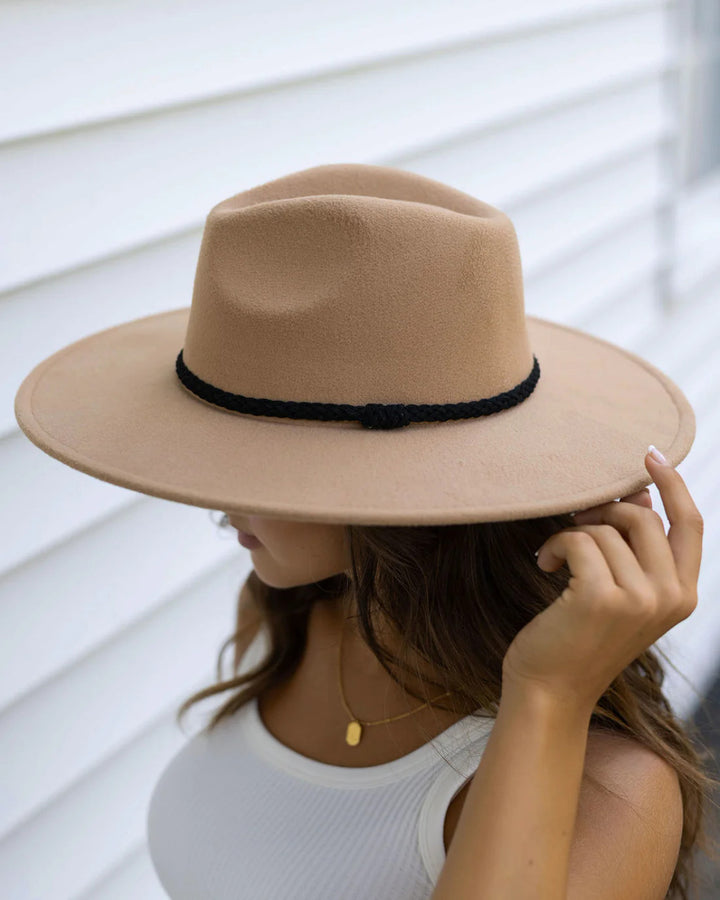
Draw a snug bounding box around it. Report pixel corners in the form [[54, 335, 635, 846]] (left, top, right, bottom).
[[14, 162, 695, 525]]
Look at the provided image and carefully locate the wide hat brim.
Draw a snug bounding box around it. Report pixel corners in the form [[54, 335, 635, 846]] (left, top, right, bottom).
[[15, 306, 694, 524]]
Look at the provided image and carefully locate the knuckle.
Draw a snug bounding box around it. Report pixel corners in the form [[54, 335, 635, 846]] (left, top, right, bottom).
[[643, 508, 665, 529], [580, 587, 609, 613], [630, 600, 658, 622], [633, 587, 659, 612], [663, 582, 686, 608], [622, 500, 645, 514], [571, 530, 597, 548], [672, 590, 698, 622], [592, 523, 624, 543], [604, 586, 628, 608]]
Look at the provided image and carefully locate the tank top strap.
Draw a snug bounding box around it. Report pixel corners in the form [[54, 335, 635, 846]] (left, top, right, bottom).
[[418, 717, 493, 884]]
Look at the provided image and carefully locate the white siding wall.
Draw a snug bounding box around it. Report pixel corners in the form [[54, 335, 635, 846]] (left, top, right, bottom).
[[1, 1, 718, 897]]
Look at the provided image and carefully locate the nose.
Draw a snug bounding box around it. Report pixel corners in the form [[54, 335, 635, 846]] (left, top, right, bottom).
[[227, 515, 252, 535]]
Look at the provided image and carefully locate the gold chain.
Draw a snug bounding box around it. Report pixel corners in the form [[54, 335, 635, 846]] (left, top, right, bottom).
[[337, 620, 452, 746]]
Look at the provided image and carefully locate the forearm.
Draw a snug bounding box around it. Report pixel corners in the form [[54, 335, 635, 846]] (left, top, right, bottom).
[[430, 685, 593, 900]]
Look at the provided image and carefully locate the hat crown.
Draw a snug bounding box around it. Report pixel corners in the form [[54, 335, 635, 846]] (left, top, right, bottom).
[[14, 161, 695, 522], [182, 163, 534, 408]]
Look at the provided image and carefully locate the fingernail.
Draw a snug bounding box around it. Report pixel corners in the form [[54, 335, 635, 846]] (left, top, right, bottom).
[[648, 444, 668, 465]]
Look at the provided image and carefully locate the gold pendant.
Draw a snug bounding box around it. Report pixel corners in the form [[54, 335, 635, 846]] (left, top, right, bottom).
[[345, 720, 363, 746]]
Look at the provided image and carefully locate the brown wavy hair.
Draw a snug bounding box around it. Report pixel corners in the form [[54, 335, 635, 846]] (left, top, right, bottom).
[[178, 512, 720, 899]]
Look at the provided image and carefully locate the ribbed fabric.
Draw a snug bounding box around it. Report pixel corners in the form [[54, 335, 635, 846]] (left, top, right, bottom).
[[147, 625, 496, 899]]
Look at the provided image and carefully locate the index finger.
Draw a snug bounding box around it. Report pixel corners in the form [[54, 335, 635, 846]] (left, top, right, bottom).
[[645, 449, 704, 594], [572, 488, 652, 519]]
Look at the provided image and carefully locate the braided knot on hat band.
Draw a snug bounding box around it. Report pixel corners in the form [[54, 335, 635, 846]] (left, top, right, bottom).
[[175, 349, 541, 430]]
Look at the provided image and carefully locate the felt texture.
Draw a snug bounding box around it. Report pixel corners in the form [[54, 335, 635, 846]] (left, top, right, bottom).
[[14, 163, 695, 524]]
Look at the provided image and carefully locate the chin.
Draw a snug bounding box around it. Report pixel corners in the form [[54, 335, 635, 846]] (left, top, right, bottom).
[[250, 565, 298, 590], [252, 566, 322, 591]]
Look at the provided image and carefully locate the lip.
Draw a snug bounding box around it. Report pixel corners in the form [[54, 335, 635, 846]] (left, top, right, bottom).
[[237, 531, 262, 549]]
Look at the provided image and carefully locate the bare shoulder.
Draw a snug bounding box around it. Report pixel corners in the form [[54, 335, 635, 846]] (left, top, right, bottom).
[[565, 728, 684, 897], [578, 727, 684, 828], [232, 575, 264, 672], [581, 727, 683, 799], [443, 727, 683, 870]]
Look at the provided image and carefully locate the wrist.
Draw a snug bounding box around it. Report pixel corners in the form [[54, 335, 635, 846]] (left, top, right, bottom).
[[500, 675, 596, 726]]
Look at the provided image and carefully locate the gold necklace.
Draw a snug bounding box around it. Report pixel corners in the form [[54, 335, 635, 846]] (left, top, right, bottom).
[[337, 620, 453, 746]]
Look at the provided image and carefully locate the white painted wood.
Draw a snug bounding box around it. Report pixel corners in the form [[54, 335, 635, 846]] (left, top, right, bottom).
[[0, 0, 665, 143], [527, 212, 662, 324], [404, 74, 673, 211], [0, 683, 212, 900], [0, 5, 672, 292], [3, 1, 719, 896], [2, 231, 201, 440], [0, 500, 239, 711], [1, 429, 139, 573], [673, 169, 720, 298], [0, 557, 249, 843], [71, 845, 167, 900], [508, 145, 667, 273]]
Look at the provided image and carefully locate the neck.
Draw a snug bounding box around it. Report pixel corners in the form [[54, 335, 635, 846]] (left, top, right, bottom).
[[310, 597, 455, 707]]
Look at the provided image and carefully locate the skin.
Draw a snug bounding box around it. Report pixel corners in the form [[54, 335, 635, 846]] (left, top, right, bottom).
[[430, 452, 700, 898], [223, 514, 427, 692], [226, 485, 655, 670], [222, 513, 467, 713], [225, 515, 353, 593], [225, 483, 673, 859], [225, 484, 656, 722]]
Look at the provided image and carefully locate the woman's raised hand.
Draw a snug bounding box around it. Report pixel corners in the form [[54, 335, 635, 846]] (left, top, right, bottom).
[[502, 447, 704, 713]]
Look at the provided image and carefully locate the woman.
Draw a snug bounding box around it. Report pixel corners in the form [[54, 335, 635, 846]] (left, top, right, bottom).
[[15, 162, 718, 899]]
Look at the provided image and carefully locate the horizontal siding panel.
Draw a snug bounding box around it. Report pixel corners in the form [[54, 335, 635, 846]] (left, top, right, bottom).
[[0, 5, 673, 293], [526, 211, 662, 324], [72, 845, 165, 900], [2, 232, 200, 441], [0, 558, 247, 843], [0, 430, 138, 574], [507, 145, 668, 274], [0, 501, 238, 711], [0, 686, 205, 900], [675, 238, 720, 299], [672, 170, 720, 299], [1, 75, 670, 439], [398, 73, 672, 214], [635, 268, 720, 381], [575, 271, 661, 347], [675, 169, 720, 252], [0, 0, 665, 143]]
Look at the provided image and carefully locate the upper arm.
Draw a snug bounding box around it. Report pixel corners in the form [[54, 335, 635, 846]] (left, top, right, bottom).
[[443, 732, 683, 899], [232, 575, 263, 672], [566, 733, 684, 899]]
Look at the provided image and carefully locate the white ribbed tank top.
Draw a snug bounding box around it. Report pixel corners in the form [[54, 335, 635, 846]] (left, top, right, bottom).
[[147, 622, 496, 899]]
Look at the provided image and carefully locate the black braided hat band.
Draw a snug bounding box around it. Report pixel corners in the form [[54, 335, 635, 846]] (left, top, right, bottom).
[[175, 349, 540, 430]]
